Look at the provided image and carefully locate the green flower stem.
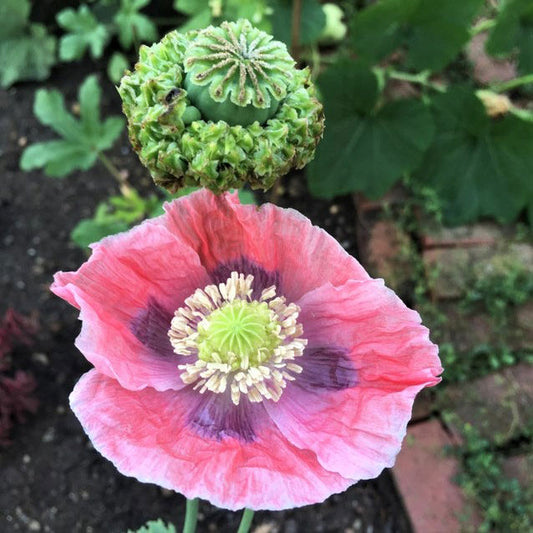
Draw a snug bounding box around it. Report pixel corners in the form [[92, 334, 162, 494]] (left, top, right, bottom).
[[183, 498, 199, 533], [237, 508, 255, 533], [310, 45, 321, 81], [490, 74, 533, 93], [291, 0, 302, 60], [97, 153, 130, 195], [376, 68, 446, 93], [470, 18, 497, 36]]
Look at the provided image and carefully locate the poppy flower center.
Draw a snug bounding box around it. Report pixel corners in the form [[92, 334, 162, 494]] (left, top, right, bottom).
[[196, 300, 281, 368], [168, 272, 306, 405]]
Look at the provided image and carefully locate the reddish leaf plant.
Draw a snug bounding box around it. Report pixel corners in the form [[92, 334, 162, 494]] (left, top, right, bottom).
[[0, 310, 38, 446]]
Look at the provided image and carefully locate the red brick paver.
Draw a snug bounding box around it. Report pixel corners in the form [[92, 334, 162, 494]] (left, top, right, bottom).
[[442, 363, 533, 446], [393, 420, 477, 532]]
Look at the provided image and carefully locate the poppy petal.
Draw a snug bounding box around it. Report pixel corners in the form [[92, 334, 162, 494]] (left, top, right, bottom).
[[51, 221, 210, 391], [70, 370, 354, 511], [162, 190, 370, 300], [265, 280, 441, 480]]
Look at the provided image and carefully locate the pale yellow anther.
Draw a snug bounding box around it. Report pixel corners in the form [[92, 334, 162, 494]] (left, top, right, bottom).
[[168, 272, 307, 405], [260, 286, 277, 301]]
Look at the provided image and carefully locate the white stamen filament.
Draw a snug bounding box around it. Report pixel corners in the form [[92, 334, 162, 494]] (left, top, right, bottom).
[[168, 272, 306, 405]]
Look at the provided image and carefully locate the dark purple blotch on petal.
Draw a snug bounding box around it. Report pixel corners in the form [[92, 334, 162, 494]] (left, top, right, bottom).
[[186, 390, 264, 442], [130, 298, 175, 358], [211, 257, 280, 299], [297, 347, 357, 391]]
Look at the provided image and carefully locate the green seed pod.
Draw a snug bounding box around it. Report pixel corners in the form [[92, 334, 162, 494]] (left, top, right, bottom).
[[119, 19, 324, 194]]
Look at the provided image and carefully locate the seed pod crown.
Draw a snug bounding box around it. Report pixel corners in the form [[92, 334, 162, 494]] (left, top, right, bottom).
[[119, 19, 324, 194]]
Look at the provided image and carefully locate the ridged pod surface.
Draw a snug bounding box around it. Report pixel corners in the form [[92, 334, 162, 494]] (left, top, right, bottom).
[[119, 19, 324, 194]]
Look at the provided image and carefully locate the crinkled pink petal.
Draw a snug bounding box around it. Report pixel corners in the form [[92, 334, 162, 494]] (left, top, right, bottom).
[[265, 279, 442, 480], [70, 370, 354, 511], [51, 220, 210, 391], [161, 190, 370, 300]]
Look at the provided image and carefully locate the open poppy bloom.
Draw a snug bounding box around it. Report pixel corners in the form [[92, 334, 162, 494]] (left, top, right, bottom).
[[51, 190, 441, 511]]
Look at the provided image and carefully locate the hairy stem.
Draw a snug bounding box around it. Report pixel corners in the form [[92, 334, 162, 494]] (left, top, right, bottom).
[[291, 0, 302, 61], [310, 44, 321, 81], [97, 153, 131, 195], [183, 498, 199, 533], [490, 74, 533, 93], [237, 508, 255, 533], [376, 68, 446, 93], [470, 18, 497, 36]]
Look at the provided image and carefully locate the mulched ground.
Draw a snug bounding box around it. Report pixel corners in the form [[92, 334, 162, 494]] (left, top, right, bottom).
[[0, 59, 412, 533]]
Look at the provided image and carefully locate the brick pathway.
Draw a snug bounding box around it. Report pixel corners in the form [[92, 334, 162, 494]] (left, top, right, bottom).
[[353, 192, 533, 531]]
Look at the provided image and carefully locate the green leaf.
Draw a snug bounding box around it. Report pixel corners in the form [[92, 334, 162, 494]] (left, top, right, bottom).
[[486, 0, 533, 75], [20, 141, 98, 177], [350, 0, 410, 65], [33, 89, 84, 140], [351, 0, 484, 72], [225, 0, 272, 31], [109, 189, 161, 223], [0, 24, 57, 88], [307, 60, 434, 199], [177, 8, 212, 32], [0, 0, 30, 38], [321, 59, 379, 117], [108, 52, 130, 83], [173, 0, 205, 16], [71, 209, 130, 248], [114, 0, 157, 49], [174, 0, 271, 31], [57, 5, 110, 60], [237, 189, 256, 205], [127, 519, 177, 533], [415, 87, 533, 224], [71, 190, 166, 248], [79, 75, 102, 138], [98, 117, 126, 150], [21, 75, 124, 178], [270, 0, 326, 46]]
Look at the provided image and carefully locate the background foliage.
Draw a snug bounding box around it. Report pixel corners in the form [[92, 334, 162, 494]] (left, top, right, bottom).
[[11, 0, 532, 226]]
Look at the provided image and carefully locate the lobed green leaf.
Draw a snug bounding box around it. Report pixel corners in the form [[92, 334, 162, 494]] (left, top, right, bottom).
[[351, 0, 484, 72], [0, 0, 31, 39], [20, 140, 97, 177], [177, 8, 211, 32], [0, 24, 56, 88], [114, 0, 158, 50], [33, 89, 83, 140], [21, 76, 124, 178], [57, 5, 110, 60], [98, 117, 126, 151], [415, 87, 533, 224], [79, 75, 102, 138], [308, 59, 434, 199], [107, 52, 130, 83], [173, 0, 205, 16], [71, 216, 130, 249], [486, 0, 533, 75]]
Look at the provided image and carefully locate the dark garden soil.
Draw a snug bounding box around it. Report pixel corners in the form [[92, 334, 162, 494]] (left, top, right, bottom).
[[0, 59, 412, 533]]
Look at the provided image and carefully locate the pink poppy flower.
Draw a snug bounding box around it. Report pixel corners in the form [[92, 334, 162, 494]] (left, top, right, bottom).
[[51, 190, 442, 511]]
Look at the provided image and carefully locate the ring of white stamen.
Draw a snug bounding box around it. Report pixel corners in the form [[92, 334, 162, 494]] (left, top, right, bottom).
[[168, 272, 306, 405]]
